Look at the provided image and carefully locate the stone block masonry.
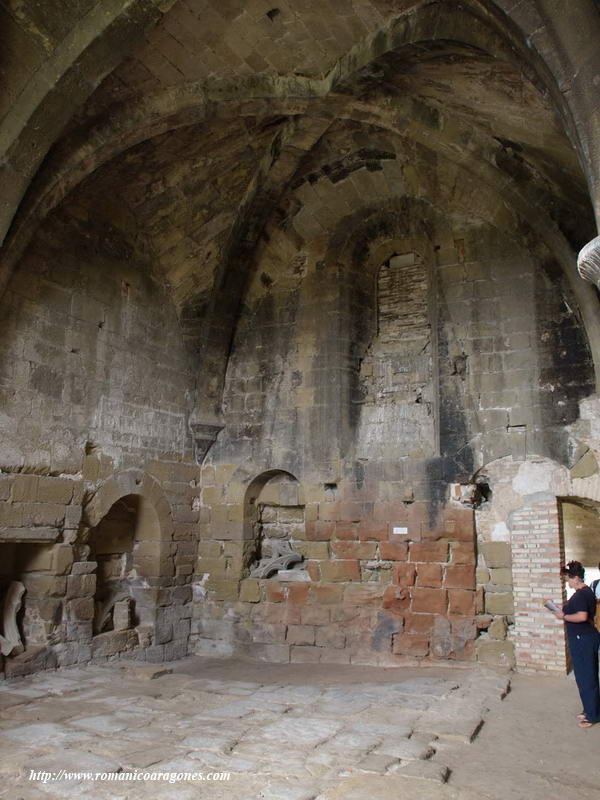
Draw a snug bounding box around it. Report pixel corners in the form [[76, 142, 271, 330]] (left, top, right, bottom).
[[0, 456, 200, 680], [0, 205, 202, 679], [0, 205, 196, 471], [191, 479, 478, 667], [187, 126, 596, 675]]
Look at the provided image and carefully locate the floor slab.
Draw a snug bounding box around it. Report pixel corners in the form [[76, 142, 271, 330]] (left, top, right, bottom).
[[0, 656, 596, 799]]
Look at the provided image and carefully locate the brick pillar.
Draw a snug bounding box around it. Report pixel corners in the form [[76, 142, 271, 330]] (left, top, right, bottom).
[[511, 498, 567, 673]]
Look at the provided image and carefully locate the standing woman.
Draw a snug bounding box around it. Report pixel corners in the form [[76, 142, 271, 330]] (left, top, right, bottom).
[[551, 561, 600, 728]]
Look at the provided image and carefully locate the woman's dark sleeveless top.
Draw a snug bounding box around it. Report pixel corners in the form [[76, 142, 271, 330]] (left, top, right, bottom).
[[563, 586, 597, 637]]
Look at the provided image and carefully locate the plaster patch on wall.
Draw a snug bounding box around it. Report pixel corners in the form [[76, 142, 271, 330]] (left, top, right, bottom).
[[579, 396, 600, 420], [491, 521, 510, 541], [512, 461, 553, 495]]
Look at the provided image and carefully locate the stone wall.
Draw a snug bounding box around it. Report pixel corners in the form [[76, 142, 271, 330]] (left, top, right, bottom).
[[472, 432, 600, 674], [189, 126, 594, 669], [0, 464, 199, 679], [191, 467, 478, 665], [0, 200, 195, 469], [0, 203, 199, 678], [1, 147, 594, 676]]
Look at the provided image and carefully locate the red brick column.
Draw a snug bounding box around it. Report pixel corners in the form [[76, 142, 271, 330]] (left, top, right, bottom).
[[511, 499, 567, 673]]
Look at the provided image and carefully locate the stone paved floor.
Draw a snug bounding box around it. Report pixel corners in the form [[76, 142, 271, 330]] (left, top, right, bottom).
[[0, 657, 510, 800]]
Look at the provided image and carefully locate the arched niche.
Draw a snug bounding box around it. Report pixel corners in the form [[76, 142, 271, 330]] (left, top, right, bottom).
[[243, 470, 307, 580], [88, 493, 163, 633], [83, 469, 175, 648], [85, 469, 173, 549], [355, 236, 439, 462]]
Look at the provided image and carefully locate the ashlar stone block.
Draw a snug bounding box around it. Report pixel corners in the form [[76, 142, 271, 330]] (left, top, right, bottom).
[[113, 598, 132, 631], [286, 624, 315, 645], [480, 542, 512, 568], [476, 638, 516, 668], [484, 592, 514, 615], [411, 588, 447, 614]]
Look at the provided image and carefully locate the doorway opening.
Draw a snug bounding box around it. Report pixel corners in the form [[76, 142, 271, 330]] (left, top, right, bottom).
[[560, 499, 600, 598]]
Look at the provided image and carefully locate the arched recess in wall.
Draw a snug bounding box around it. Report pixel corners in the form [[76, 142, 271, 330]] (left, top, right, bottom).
[[243, 470, 307, 581], [88, 494, 160, 634], [83, 469, 174, 642], [310, 157, 595, 475], [353, 234, 439, 463], [307, 198, 441, 467]]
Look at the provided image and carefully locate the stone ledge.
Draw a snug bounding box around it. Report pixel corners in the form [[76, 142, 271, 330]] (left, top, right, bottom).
[[0, 526, 60, 543]]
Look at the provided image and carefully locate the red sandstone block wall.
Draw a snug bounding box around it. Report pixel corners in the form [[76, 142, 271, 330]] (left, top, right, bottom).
[[193, 487, 478, 665]]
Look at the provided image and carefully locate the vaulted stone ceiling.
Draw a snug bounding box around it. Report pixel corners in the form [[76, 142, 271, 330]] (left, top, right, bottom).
[[1, 0, 598, 366]]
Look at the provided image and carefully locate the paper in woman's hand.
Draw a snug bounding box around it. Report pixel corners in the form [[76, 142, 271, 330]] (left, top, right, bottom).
[[543, 600, 561, 613]]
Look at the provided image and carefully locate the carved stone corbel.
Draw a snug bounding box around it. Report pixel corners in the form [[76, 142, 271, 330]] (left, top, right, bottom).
[[190, 421, 224, 465], [577, 235, 600, 286]]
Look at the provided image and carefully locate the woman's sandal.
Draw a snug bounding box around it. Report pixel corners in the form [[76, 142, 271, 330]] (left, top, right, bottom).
[[577, 720, 596, 728], [576, 713, 588, 720]]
